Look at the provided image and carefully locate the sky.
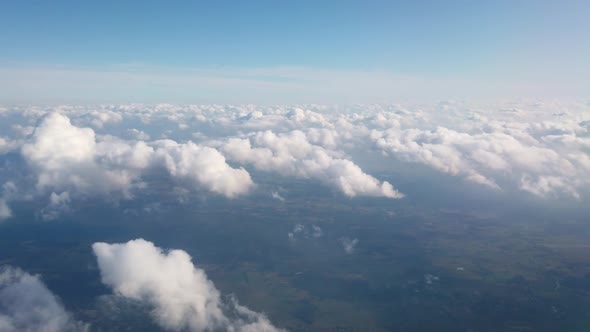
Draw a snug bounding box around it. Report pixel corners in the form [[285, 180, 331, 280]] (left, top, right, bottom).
[[1, 0, 588, 103]]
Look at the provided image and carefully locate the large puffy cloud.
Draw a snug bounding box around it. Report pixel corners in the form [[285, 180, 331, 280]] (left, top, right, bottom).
[[220, 130, 403, 198], [0, 266, 87, 332], [153, 140, 253, 198], [21, 113, 141, 196], [92, 239, 284, 332], [19, 113, 253, 206]]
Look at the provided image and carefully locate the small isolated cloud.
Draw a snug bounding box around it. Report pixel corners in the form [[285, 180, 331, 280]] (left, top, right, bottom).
[[0, 199, 12, 222], [40, 192, 72, 221], [311, 225, 323, 238], [340, 237, 359, 254], [288, 224, 305, 241], [0, 182, 19, 222], [92, 239, 285, 332], [0, 266, 88, 332], [288, 224, 323, 242], [271, 191, 285, 202]]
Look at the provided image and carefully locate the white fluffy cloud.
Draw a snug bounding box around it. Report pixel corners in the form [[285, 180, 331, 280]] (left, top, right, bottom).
[[21, 113, 139, 196], [370, 105, 590, 198], [0, 266, 87, 332], [19, 113, 253, 208], [220, 130, 403, 198], [153, 140, 253, 198], [92, 239, 284, 332]]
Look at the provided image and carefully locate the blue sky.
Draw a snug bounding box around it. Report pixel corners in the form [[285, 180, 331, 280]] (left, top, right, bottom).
[[1, 1, 588, 103]]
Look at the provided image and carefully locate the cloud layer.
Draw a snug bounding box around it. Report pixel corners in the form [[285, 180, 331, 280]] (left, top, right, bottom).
[[0, 101, 589, 219], [370, 106, 590, 198]]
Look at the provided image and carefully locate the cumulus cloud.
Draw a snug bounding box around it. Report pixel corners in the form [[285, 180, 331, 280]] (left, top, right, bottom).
[[40, 192, 72, 221], [370, 105, 590, 198], [74, 109, 123, 129], [288, 224, 305, 241], [0, 137, 20, 154], [0, 266, 87, 332], [288, 224, 323, 242], [21, 113, 139, 196], [0, 182, 19, 222], [19, 113, 253, 210], [0, 199, 12, 222], [92, 239, 284, 332], [340, 237, 359, 254], [311, 225, 323, 238], [271, 191, 285, 202], [220, 130, 403, 198], [126, 128, 151, 141], [153, 140, 253, 198]]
